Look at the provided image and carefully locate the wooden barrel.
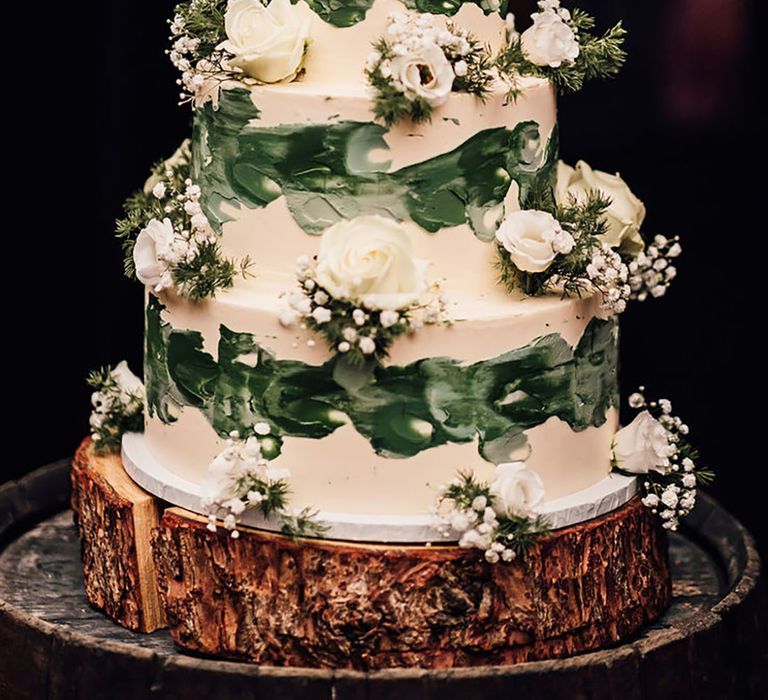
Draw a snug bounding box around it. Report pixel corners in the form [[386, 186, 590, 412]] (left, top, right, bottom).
[[1, 461, 766, 699]]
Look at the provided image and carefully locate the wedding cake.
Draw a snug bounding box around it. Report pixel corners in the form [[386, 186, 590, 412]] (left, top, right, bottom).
[[81, 0, 712, 668]]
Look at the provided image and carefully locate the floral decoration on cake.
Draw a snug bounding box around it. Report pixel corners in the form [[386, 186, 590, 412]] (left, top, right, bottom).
[[611, 389, 714, 531], [87, 362, 145, 455], [169, 0, 310, 102], [496, 0, 626, 99], [435, 463, 550, 563], [116, 140, 251, 302], [201, 424, 326, 539], [366, 12, 494, 126], [281, 215, 448, 364], [496, 160, 682, 313]]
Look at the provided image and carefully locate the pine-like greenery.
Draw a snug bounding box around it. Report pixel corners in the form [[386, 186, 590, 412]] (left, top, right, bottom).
[[441, 470, 550, 559], [495, 9, 627, 100], [115, 141, 250, 302], [172, 0, 228, 61], [497, 191, 612, 298], [366, 40, 435, 126], [303, 280, 412, 366], [87, 366, 144, 455]]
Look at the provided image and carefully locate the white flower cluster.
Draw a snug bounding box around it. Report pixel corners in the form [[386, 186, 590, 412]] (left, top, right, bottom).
[[586, 243, 631, 314], [628, 235, 681, 302], [435, 463, 547, 565], [519, 0, 579, 69], [614, 388, 706, 531], [133, 178, 216, 293], [167, 2, 219, 102], [89, 362, 145, 451], [367, 12, 484, 109], [201, 423, 291, 538], [283, 254, 447, 358]]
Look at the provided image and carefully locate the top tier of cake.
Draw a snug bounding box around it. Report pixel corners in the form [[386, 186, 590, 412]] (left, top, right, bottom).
[[191, 0, 557, 300]]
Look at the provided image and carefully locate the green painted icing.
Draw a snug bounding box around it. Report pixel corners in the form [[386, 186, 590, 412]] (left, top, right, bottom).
[[145, 295, 183, 423], [191, 87, 262, 231], [192, 88, 558, 240], [403, 0, 508, 18], [146, 299, 618, 461], [293, 0, 375, 27]]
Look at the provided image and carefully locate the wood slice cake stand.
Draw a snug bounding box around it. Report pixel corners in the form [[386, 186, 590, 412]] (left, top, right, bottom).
[[1, 451, 766, 699]]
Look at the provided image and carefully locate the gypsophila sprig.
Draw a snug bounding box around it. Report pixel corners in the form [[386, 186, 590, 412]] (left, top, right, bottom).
[[169, 0, 230, 102], [201, 425, 327, 539], [116, 140, 251, 302], [612, 388, 714, 531], [496, 192, 631, 314], [496, 1, 626, 102], [627, 235, 682, 302], [87, 362, 145, 455], [283, 254, 448, 365], [434, 468, 550, 563], [366, 12, 495, 126]]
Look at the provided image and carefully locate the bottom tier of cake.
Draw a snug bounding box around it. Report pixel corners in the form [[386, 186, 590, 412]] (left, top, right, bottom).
[[73, 440, 672, 670]]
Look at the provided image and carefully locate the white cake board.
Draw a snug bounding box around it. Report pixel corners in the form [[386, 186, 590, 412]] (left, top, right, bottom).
[[122, 432, 637, 544]]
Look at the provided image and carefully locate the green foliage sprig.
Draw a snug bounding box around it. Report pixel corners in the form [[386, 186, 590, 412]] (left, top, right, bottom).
[[496, 191, 612, 298], [292, 258, 446, 365], [496, 7, 626, 102], [87, 364, 145, 455], [203, 430, 327, 540], [438, 470, 550, 562], [366, 17, 496, 127], [115, 141, 251, 303], [171, 0, 228, 61], [612, 389, 714, 531]]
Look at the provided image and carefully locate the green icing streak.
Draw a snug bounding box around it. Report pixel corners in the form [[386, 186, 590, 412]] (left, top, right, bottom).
[[146, 298, 618, 462], [193, 88, 558, 240], [403, 0, 508, 18], [285, 0, 503, 27], [192, 87, 262, 231], [293, 0, 375, 27]]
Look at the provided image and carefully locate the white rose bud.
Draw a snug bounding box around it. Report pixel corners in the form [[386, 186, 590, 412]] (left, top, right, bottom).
[[489, 462, 545, 518], [520, 8, 579, 68], [495, 210, 565, 273], [556, 160, 645, 254], [311, 306, 332, 324], [389, 42, 454, 108], [133, 218, 176, 291], [220, 0, 310, 84], [612, 411, 673, 474], [358, 336, 377, 355], [315, 216, 428, 311], [379, 310, 400, 328]]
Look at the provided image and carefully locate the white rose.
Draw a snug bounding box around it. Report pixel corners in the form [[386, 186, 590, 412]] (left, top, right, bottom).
[[315, 215, 428, 310], [133, 218, 176, 291], [520, 9, 579, 68], [557, 160, 646, 254], [495, 209, 565, 273], [389, 42, 454, 108], [220, 0, 310, 84], [111, 361, 144, 397], [612, 411, 672, 474], [489, 462, 545, 518]]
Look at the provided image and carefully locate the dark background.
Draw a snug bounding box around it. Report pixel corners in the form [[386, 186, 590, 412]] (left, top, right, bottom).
[[8, 1, 763, 555]]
